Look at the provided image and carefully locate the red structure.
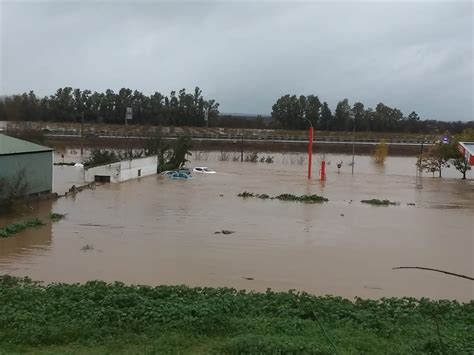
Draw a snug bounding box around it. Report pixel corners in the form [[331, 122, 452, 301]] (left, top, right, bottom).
[[308, 127, 313, 179], [458, 142, 474, 165], [320, 160, 326, 180]]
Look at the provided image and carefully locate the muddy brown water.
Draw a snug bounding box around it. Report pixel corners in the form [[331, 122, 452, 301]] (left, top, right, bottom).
[[1, 152, 473, 301]]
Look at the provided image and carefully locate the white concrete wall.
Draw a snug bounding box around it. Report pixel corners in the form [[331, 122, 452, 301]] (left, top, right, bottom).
[[119, 156, 158, 182], [84, 156, 158, 183], [84, 162, 121, 183]]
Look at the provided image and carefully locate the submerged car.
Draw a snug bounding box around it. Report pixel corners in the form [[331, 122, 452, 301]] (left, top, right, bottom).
[[170, 171, 192, 179], [193, 167, 216, 174]]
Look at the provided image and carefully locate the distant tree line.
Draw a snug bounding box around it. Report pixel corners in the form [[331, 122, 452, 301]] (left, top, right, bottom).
[[0, 87, 219, 126], [1, 89, 472, 134], [271, 95, 473, 134]]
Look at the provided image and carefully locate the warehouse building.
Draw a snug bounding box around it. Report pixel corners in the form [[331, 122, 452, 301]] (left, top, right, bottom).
[[0, 134, 53, 197]]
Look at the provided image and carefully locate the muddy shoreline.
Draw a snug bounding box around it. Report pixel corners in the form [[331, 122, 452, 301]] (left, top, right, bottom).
[[45, 136, 424, 156]]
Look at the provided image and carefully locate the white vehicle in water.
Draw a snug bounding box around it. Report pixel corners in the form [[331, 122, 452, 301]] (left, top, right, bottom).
[[193, 167, 216, 174]]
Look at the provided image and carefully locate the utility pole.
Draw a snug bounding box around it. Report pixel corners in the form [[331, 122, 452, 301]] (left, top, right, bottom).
[[125, 107, 133, 158], [303, 114, 313, 179], [416, 140, 424, 189], [80, 112, 84, 156], [204, 107, 209, 129], [351, 111, 356, 175], [240, 134, 244, 162]]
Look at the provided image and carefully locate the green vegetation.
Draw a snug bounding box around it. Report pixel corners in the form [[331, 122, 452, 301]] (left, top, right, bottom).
[[417, 131, 473, 179], [417, 142, 457, 178], [0, 87, 219, 126], [271, 94, 473, 133], [275, 193, 328, 203], [0, 276, 472, 354], [361, 199, 399, 206], [0, 218, 44, 238], [0, 169, 29, 209], [49, 213, 65, 222], [154, 135, 193, 172], [2, 87, 473, 134], [84, 150, 120, 168], [373, 139, 388, 164], [244, 151, 259, 162], [238, 192, 328, 203]]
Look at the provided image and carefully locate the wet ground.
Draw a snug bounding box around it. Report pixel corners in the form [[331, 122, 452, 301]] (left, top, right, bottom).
[[1, 152, 473, 301]]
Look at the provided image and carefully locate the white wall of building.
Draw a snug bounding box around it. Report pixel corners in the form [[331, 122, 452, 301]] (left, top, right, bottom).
[[84, 162, 121, 183], [119, 156, 158, 182], [84, 156, 158, 183]]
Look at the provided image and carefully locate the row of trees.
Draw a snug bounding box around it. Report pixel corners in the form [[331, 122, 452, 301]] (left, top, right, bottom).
[[417, 129, 474, 179], [271, 95, 473, 134], [1, 89, 472, 134], [0, 87, 219, 126]]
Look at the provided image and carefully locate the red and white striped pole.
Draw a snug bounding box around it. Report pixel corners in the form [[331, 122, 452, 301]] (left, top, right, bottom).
[[308, 126, 313, 179]]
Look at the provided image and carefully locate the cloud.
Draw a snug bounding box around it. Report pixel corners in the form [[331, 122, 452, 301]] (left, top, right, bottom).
[[0, 0, 472, 120]]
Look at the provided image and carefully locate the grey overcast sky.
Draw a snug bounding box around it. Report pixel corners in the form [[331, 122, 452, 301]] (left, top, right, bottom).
[[0, 1, 472, 120]]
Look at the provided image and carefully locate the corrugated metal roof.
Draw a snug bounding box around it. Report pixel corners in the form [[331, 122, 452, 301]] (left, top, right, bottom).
[[0, 134, 53, 156]]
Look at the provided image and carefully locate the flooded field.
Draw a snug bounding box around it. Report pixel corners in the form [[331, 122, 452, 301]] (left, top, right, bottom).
[[1, 152, 473, 301]]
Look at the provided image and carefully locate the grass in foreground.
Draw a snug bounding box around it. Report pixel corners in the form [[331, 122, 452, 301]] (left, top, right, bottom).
[[0, 276, 472, 354]]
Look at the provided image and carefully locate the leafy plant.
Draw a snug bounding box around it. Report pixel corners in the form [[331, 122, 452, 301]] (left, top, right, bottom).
[[49, 213, 65, 222], [275, 193, 328, 203], [0, 218, 45, 238], [84, 150, 120, 168], [165, 136, 193, 170], [0, 277, 472, 353]]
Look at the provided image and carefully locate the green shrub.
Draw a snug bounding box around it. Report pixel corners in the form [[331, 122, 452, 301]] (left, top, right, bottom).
[[0, 218, 45, 238], [238, 192, 328, 203], [49, 213, 65, 222]]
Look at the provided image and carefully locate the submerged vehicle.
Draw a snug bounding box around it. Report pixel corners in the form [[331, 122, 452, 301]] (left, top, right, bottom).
[[193, 167, 216, 174], [161, 168, 191, 177], [170, 171, 192, 179]]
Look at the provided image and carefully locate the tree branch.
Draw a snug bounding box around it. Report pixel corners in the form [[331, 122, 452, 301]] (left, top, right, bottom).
[[393, 267, 474, 281]]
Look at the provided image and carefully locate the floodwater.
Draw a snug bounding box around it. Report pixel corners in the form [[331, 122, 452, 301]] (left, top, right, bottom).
[[1, 152, 473, 301]]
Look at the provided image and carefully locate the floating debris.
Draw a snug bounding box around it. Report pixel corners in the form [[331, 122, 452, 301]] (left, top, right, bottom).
[[238, 192, 328, 203], [361, 199, 398, 206], [81, 244, 94, 252], [215, 230, 235, 235]]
